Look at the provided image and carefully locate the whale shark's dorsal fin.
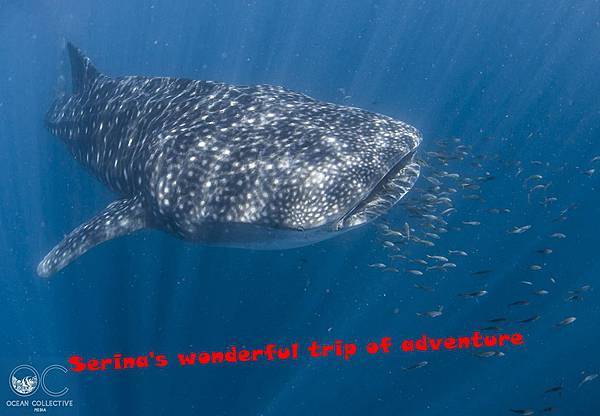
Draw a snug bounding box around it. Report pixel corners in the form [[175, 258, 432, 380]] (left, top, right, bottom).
[[37, 197, 147, 277], [66, 42, 100, 95]]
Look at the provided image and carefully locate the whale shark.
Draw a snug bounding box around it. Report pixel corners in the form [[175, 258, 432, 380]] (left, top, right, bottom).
[[37, 42, 422, 277]]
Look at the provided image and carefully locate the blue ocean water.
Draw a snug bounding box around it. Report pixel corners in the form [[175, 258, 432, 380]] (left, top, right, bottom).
[[1, 1, 599, 414]]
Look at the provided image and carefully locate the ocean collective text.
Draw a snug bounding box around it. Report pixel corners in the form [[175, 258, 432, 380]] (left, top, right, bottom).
[[6, 400, 74, 408]]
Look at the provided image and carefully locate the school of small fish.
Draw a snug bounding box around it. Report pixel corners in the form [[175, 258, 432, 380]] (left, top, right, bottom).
[[367, 139, 598, 412]]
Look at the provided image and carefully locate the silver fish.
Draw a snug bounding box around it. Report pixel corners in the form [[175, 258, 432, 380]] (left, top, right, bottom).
[[403, 361, 429, 370], [441, 207, 457, 216], [416, 306, 444, 318], [462, 220, 481, 226], [475, 351, 505, 358], [403, 222, 411, 240], [543, 385, 562, 394], [524, 174, 543, 183], [555, 316, 576, 327], [382, 230, 404, 238], [578, 373, 598, 388], [426, 255, 449, 262], [518, 315, 541, 323], [460, 290, 488, 299], [509, 409, 535, 415], [565, 294, 582, 302], [529, 265, 543, 271], [509, 300, 530, 307], [550, 233, 567, 239], [508, 225, 532, 234], [414, 238, 435, 247]]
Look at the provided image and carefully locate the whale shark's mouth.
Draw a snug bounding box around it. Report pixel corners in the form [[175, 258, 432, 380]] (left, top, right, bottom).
[[339, 151, 420, 228]]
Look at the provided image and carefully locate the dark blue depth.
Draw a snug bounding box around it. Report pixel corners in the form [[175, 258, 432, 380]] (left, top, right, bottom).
[[1, 1, 599, 415]]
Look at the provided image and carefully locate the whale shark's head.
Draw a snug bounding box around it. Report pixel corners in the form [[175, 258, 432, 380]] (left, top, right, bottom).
[[215, 110, 424, 243], [303, 122, 422, 233], [159, 113, 422, 249]]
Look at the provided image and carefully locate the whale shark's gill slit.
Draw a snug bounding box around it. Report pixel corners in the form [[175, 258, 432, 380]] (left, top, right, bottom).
[[37, 196, 147, 277], [342, 151, 420, 227]]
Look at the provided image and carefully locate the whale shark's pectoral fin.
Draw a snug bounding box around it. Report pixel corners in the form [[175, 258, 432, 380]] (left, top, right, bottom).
[[37, 196, 147, 277]]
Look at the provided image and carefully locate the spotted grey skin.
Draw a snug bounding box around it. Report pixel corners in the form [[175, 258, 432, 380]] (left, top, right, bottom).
[[37, 42, 421, 277]]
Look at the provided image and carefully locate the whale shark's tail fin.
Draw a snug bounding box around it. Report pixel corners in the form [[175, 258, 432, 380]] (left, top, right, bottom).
[[66, 42, 100, 95], [37, 196, 147, 278]]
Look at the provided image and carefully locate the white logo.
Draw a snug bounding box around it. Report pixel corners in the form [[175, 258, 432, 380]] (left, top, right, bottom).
[[9, 365, 39, 397], [6, 364, 74, 412], [8, 364, 69, 397]]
